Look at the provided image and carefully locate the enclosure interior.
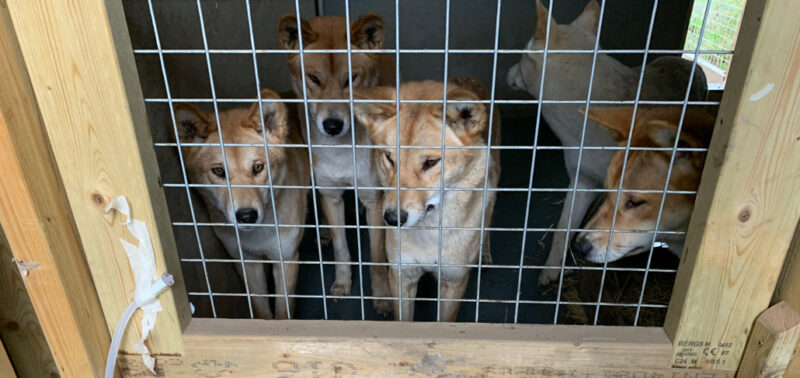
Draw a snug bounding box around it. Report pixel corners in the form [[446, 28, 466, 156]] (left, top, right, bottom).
[[122, 0, 733, 324]]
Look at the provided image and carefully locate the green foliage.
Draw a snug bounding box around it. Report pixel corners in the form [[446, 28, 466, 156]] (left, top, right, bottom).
[[684, 0, 746, 73]]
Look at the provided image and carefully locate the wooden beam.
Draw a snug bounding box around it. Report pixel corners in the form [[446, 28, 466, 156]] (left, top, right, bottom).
[[118, 319, 735, 377], [5, 0, 190, 354], [774, 224, 800, 377], [738, 301, 800, 377], [0, 228, 58, 377], [0, 339, 15, 378], [664, 0, 800, 370], [774, 222, 800, 312], [0, 3, 111, 376]]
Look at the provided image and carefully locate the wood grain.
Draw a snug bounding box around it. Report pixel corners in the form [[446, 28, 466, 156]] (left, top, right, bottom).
[[738, 301, 800, 377], [118, 318, 735, 377], [665, 0, 800, 370], [774, 224, 800, 377], [0, 2, 110, 376], [0, 229, 58, 378], [0, 339, 15, 378], [5, 0, 190, 354]]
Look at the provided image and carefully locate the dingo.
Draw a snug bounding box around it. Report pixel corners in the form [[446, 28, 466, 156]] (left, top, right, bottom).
[[278, 13, 394, 313], [353, 78, 500, 321], [175, 89, 308, 319], [506, 0, 707, 285], [572, 105, 714, 263]]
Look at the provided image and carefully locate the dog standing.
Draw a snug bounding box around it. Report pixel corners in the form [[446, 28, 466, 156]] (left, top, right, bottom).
[[277, 13, 395, 313], [572, 105, 715, 263], [175, 89, 308, 319], [506, 1, 708, 285], [353, 78, 501, 321]]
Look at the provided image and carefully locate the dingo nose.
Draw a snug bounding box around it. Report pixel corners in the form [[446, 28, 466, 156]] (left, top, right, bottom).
[[235, 208, 259, 224], [383, 209, 408, 226], [571, 235, 593, 259], [322, 118, 344, 136]]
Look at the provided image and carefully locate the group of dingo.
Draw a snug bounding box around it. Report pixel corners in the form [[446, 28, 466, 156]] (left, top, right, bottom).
[[177, 1, 713, 321]]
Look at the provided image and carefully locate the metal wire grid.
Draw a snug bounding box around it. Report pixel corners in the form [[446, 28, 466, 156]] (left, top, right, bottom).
[[140, 0, 727, 324]]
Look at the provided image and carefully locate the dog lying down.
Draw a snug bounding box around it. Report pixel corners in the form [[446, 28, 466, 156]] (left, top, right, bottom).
[[572, 105, 716, 263], [506, 0, 709, 285]]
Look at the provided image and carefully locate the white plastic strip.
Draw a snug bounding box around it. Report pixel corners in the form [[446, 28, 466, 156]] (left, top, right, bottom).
[[105, 195, 167, 374]]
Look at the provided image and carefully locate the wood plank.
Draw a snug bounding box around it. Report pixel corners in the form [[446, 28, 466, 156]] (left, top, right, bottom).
[[774, 222, 800, 312], [0, 228, 58, 377], [118, 319, 735, 377], [0, 339, 15, 378], [664, 0, 800, 370], [5, 0, 190, 354], [774, 224, 800, 377], [0, 3, 110, 376], [738, 302, 800, 377]]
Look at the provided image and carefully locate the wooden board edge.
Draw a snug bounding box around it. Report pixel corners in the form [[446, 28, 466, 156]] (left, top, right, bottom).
[[116, 319, 739, 377]]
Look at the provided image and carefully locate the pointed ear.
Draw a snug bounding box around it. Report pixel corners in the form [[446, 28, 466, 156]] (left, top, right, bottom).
[[572, 0, 600, 35], [174, 103, 215, 143], [444, 88, 487, 140], [647, 121, 682, 148], [450, 76, 489, 100], [581, 105, 634, 141], [646, 106, 714, 149], [246, 89, 288, 143], [351, 12, 386, 49], [535, 1, 556, 40], [351, 87, 397, 141], [277, 14, 318, 50], [645, 120, 709, 167]]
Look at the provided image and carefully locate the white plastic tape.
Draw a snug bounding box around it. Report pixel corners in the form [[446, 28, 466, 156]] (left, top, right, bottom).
[[105, 195, 162, 374]]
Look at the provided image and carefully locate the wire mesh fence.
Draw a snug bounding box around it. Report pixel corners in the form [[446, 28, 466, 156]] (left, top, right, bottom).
[[129, 0, 730, 326]]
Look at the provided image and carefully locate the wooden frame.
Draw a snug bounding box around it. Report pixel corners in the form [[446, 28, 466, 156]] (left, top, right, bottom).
[[0, 0, 798, 376]]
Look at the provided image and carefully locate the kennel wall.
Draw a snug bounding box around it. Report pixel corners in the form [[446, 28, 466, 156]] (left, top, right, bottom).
[[0, 0, 799, 377]]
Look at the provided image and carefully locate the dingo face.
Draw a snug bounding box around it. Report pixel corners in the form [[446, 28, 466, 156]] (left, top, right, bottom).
[[353, 81, 490, 227], [507, 1, 601, 94], [174, 89, 290, 230], [278, 13, 386, 138], [572, 106, 715, 262]]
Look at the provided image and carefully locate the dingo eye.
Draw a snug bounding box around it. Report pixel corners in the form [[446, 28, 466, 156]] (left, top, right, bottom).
[[253, 162, 264, 174], [307, 74, 321, 85], [625, 199, 646, 209], [422, 158, 440, 171], [211, 167, 225, 178], [343, 74, 358, 88], [383, 152, 394, 168]]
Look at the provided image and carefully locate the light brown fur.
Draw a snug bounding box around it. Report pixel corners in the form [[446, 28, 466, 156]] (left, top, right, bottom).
[[353, 79, 501, 321], [277, 13, 395, 314], [277, 13, 394, 135], [174, 89, 309, 319], [573, 106, 715, 263]]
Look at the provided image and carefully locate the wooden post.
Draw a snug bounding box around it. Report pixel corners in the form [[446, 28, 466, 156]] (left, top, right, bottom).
[[774, 224, 800, 376], [0, 3, 110, 376], [0, 339, 15, 378], [5, 0, 190, 355], [0, 229, 58, 377], [738, 302, 800, 377], [664, 0, 800, 370]]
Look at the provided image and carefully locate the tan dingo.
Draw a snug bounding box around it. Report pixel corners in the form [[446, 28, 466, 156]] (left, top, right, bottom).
[[277, 13, 394, 314], [175, 89, 308, 319], [572, 105, 714, 263], [353, 78, 500, 321], [506, 1, 707, 285]]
